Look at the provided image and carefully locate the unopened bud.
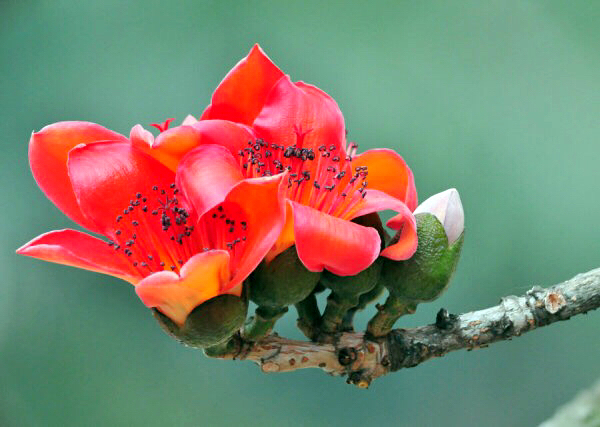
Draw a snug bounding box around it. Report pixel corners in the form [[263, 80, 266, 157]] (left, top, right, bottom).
[[382, 211, 464, 303], [367, 189, 465, 337], [414, 188, 464, 245]]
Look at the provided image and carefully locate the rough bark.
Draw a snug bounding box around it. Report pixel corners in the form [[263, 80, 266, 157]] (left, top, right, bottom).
[[207, 267, 600, 388]]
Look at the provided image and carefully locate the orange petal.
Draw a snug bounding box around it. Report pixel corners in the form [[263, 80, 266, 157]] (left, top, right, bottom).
[[67, 142, 176, 237], [380, 218, 418, 261], [291, 202, 380, 276], [352, 148, 417, 211], [145, 120, 254, 171], [16, 229, 142, 284], [350, 189, 418, 261], [29, 121, 127, 232], [176, 144, 244, 218], [265, 201, 295, 262], [135, 250, 231, 326], [204, 173, 288, 289], [201, 44, 284, 125], [181, 115, 199, 126], [253, 76, 346, 153], [129, 124, 154, 151]]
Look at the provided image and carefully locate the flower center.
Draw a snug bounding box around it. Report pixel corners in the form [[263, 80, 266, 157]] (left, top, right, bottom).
[[107, 184, 247, 277], [237, 133, 368, 220]]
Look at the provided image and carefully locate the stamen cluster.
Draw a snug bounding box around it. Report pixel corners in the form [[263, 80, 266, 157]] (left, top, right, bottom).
[[238, 136, 369, 220]]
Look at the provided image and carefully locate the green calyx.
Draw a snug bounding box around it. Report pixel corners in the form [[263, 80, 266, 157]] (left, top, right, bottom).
[[381, 212, 464, 302], [245, 246, 321, 341], [249, 246, 321, 308], [153, 294, 248, 348], [367, 213, 464, 337]]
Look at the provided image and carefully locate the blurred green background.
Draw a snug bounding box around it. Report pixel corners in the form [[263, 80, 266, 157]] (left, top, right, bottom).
[[1, 1, 599, 426]]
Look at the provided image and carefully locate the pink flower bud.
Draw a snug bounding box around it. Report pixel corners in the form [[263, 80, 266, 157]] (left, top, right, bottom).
[[414, 188, 464, 245]]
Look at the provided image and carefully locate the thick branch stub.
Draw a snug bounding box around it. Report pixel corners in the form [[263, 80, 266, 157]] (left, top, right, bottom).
[[206, 268, 600, 387], [386, 268, 600, 372]]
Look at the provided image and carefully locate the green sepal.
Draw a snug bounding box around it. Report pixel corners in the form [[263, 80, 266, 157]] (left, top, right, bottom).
[[381, 212, 464, 302], [249, 246, 321, 308], [153, 294, 248, 348]]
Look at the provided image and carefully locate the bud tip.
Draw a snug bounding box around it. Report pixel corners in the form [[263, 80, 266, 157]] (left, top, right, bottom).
[[414, 188, 464, 244]]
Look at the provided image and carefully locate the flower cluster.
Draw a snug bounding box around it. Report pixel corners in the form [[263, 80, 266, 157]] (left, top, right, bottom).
[[18, 45, 463, 345]]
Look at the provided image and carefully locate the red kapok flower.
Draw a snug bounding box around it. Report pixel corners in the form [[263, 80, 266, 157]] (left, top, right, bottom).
[[17, 122, 287, 325], [138, 45, 418, 276]]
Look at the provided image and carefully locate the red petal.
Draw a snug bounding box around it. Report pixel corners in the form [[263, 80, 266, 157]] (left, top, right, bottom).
[[129, 124, 154, 151], [181, 115, 199, 126], [135, 250, 231, 326], [216, 173, 288, 289], [253, 77, 346, 153], [67, 142, 176, 237], [290, 202, 380, 276], [147, 120, 254, 171], [188, 120, 255, 156], [16, 229, 142, 284], [176, 145, 244, 218], [265, 201, 295, 262], [350, 190, 418, 260], [29, 121, 127, 232], [201, 44, 284, 125], [352, 148, 418, 211]]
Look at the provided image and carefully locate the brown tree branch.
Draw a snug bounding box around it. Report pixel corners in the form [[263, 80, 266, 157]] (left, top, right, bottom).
[[207, 267, 600, 387]]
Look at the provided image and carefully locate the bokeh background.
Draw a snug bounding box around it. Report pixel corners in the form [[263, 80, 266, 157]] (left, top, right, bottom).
[[1, 1, 599, 426]]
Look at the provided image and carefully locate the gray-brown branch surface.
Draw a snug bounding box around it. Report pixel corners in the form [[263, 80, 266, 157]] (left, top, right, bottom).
[[207, 268, 600, 388]]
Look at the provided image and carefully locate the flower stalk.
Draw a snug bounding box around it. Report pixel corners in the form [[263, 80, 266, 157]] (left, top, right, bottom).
[[319, 259, 383, 336], [242, 306, 288, 341], [340, 283, 384, 332], [294, 293, 321, 340]]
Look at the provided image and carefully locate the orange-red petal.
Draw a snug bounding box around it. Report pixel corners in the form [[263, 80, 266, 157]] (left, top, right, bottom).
[[67, 142, 176, 237], [144, 120, 254, 171], [16, 229, 142, 284], [176, 144, 244, 218], [352, 148, 417, 211], [253, 76, 346, 153], [265, 201, 295, 262], [203, 173, 287, 290], [29, 121, 127, 232], [350, 189, 418, 261], [290, 202, 380, 276], [135, 250, 231, 326], [201, 44, 284, 125], [129, 124, 154, 151]]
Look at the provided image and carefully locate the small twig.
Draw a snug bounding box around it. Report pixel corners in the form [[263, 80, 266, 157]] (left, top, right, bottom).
[[207, 267, 600, 387]]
